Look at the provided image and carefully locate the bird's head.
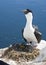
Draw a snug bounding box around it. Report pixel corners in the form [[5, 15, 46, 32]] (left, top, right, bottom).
[[22, 9, 33, 22], [22, 9, 32, 14]]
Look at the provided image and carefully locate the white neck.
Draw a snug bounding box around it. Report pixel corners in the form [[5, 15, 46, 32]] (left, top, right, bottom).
[[25, 13, 33, 28]]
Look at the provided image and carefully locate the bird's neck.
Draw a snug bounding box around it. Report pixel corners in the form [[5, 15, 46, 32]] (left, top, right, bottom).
[[25, 13, 33, 28], [26, 18, 32, 27]]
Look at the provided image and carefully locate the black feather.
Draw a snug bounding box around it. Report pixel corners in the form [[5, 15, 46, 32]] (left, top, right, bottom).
[[34, 30, 42, 43]]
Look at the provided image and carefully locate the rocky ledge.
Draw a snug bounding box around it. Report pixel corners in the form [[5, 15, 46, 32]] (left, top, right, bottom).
[[0, 40, 46, 65]]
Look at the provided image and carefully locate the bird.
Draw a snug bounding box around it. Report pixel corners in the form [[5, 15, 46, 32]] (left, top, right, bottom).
[[22, 9, 42, 46]]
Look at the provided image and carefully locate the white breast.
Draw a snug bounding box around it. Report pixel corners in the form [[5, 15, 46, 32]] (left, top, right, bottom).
[[23, 25, 38, 43]]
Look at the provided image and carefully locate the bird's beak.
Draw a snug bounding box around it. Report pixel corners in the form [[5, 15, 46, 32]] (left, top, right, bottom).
[[21, 10, 27, 13]]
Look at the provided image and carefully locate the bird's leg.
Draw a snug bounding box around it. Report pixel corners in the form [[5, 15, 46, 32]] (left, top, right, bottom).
[[30, 42, 34, 47], [31, 42, 38, 48], [26, 42, 33, 47], [26, 42, 37, 48], [26, 42, 31, 45], [26, 42, 38, 48]]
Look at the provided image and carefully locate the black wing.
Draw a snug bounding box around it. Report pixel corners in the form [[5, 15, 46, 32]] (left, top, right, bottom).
[[34, 30, 42, 43], [33, 25, 38, 31]]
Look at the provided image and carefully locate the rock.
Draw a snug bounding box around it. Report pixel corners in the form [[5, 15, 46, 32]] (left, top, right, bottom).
[[16, 62, 46, 65], [0, 60, 9, 65]]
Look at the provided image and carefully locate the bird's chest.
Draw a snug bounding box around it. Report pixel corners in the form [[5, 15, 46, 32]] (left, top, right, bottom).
[[23, 26, 34, 39]]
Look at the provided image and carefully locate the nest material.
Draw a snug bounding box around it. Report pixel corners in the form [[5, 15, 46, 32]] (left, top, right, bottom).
[[2, 46, 40, 61]]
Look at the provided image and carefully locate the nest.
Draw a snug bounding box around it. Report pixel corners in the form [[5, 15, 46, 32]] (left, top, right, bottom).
[[2, 44, 40, 62]]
